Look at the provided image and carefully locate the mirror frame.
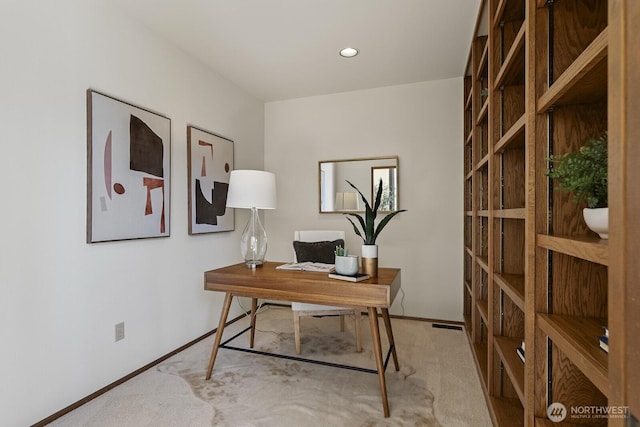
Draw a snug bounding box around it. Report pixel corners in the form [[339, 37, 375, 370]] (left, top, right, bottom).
[[318, 155, 400, 214]]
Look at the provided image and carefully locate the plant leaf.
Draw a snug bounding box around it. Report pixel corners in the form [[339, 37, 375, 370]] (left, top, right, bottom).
[[373, 209, 407, 242]]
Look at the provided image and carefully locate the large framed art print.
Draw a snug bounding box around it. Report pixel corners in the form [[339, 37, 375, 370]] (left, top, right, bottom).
[[187, 125, 234, 234], [87, 90, 171, 243]]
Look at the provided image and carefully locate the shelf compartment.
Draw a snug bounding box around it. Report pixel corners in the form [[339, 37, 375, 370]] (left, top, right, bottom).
[[476, 41, 489, 81], [473, 341, 489, 386], [494, 217, 525, 277], [494, 23, 525, 89], [494, 336, 525, 404], [489, 396, 524, 427], [549, 0, 607, 79], [493, 0, 525, 28], [499, 146, 525, 210], [494, 114, 525, 153], [494, 273, 524, 311], [538, 314, 608, 396], [537, 28, 608, 112], [537, 234, 608, 266]]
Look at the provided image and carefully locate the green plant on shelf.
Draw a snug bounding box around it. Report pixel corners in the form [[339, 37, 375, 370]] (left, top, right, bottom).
[[545, 132, 608, 209]]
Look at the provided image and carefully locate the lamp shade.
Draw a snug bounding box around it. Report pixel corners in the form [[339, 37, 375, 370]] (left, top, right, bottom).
[[226, 170, 277, 210]]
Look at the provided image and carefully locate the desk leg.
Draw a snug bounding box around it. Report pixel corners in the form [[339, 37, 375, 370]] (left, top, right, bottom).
[[381, 308, 400, 371], [250, 298, 257, 348], [205, 292, 233, 380], [368, 307, 390, 417]]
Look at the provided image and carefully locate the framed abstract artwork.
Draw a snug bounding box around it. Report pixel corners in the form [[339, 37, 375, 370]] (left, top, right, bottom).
[[87, 90, 171, 243], [187, 125, 234, 234]]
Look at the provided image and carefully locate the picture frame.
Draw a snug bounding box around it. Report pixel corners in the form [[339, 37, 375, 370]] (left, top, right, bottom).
[[187, 125, 234, 234], [87, 89, 171, 243]]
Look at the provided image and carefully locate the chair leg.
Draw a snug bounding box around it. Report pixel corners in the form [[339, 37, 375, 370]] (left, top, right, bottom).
[[354, 310, 362, 352], [293, 310, 302, 355]]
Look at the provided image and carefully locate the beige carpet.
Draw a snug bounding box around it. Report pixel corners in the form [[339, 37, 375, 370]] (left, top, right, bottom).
[[51, 306, 491, 426]]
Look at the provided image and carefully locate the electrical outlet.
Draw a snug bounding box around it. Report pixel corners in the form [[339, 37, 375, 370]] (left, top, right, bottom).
[[115, 322, 125, 342]]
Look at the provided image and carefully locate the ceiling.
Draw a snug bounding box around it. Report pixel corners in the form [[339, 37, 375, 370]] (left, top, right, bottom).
[[115, 0, 481, 102]]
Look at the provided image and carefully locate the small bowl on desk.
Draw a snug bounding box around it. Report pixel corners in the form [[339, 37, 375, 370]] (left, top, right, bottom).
[[334, 255, 359, 276]]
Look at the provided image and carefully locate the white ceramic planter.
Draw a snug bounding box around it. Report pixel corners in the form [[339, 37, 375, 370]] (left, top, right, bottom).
[[335, 255, 359, 276], [361, 244, 378, 278], [583, 207, 608, 239]]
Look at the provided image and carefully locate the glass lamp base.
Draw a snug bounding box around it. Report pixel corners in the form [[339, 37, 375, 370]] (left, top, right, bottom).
[[240, 207, 268, 268], [244, 260, 264, 268]]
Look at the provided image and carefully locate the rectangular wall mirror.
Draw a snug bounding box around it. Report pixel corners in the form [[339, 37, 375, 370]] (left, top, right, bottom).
[[319, 156, 399, 213]]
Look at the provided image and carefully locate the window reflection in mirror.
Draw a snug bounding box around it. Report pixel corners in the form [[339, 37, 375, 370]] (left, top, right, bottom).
[[319, 156, 399, 213], [372, 166, 397, 212]]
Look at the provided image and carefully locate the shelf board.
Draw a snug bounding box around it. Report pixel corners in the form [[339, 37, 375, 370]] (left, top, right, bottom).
[[465, 169, 473, 181], [465, 280, 472, 296], [476, 98, 489, 124], [477, 299, 489, 324], [538, 313, 609, 396], [465, 88, 473, 110], [465, 210, 473, 217], [494, 336, 525, 405], [465, 246, 473, 256], [537, 234, 608, 266], [476, 256, 489, 273], [494, 114, 525, 153], [494, 23, 525, 88], [466, 129, 473, 145], [489, 396, 524, 427], [475, 153, 489, 170], [476, 256, 489, 274], [477, 209, 490, 217], [494, 273, 525, 311], [537, 28, 608, 112], [492, 208, 525, 219]]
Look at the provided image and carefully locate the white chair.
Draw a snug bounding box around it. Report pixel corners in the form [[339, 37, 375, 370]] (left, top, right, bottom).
[[291, 230, 362, 355]]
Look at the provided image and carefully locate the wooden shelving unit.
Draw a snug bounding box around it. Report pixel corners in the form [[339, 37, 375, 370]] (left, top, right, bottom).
[[462, 0, 638, 425]]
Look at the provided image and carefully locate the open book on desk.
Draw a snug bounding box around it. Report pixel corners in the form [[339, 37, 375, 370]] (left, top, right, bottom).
[[276, 262, 335, 273]]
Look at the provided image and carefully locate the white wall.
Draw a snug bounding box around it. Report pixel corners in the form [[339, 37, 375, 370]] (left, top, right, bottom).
[[0, 1, 263, 425], [264, 79, 463, 320]]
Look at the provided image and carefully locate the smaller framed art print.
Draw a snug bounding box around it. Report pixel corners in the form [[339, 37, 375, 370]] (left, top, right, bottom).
[[87, 89, 171, 243], [187, 126, 234, 234]]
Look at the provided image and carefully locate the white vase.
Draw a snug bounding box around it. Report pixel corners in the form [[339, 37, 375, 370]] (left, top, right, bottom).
[[583, 207, 608, 239], [361, 244, 378, 278]]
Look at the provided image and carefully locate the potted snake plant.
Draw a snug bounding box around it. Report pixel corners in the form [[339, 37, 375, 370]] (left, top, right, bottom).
[[344, 179, 407, 277]]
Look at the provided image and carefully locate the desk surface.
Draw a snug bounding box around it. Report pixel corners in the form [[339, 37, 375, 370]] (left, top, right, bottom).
[[204, 261, 401, 309]]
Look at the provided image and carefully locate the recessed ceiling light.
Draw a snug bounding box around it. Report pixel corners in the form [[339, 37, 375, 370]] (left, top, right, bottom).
[[339, 47, 359, 58]]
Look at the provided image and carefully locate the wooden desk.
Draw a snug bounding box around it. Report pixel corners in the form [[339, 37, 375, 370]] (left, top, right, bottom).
[[204, 261, 401, 417]]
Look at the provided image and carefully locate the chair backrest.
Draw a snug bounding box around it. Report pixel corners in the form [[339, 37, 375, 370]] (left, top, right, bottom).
[[293, 230, 345, 262]]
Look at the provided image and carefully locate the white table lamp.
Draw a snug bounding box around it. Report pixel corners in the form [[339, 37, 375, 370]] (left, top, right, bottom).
[[226, 170, 277, 268]]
